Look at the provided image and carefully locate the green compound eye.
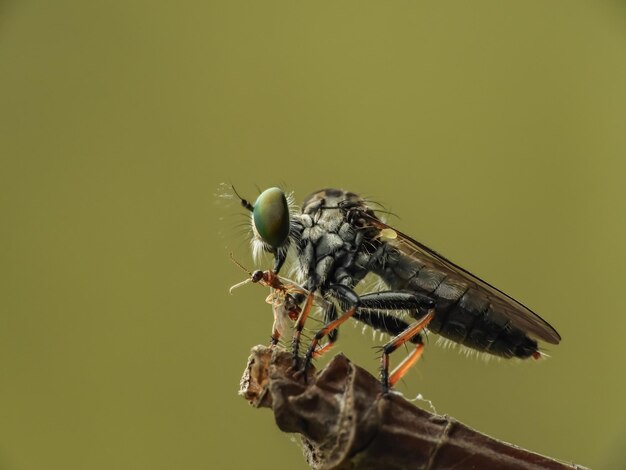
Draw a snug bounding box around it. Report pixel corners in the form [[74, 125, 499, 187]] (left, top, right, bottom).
[[253, 187, 290, 249]]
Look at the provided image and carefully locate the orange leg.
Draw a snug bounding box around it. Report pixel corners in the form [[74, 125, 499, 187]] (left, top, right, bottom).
[[302, 306, 358, 375], [291, 292, 314, 367], [312, 340, 335, 358], [389, 344, 425, 387], [381, 310, 434, 393]]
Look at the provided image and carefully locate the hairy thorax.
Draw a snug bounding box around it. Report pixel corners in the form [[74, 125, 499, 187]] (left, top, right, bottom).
[[294, 189, 381, 292]]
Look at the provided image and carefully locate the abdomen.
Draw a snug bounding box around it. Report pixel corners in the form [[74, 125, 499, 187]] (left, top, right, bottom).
[[374, 249, 539, 359]]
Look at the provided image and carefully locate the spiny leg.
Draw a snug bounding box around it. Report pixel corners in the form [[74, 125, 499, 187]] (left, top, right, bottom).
[[355, 290, 435, 342], [303, 289, 435, 370], [356, 291, 435, 393], [303, 306, 357, 373], [310, 302, 339, 359], [302, 285, 359, 378], [311, 308, 423, 361], [291, 292, 314, 368], [389, 343, 425, 387], [302, 289, 435, 371], [381, 310, 434, 394], [353, 309, 420, 341], [359, 291, 435, 311]]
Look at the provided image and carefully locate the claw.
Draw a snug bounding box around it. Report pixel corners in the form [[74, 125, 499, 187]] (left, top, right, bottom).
[[292, 366, 308, 384], [299, 354, 314, 384], [380, 367, 391, 395]]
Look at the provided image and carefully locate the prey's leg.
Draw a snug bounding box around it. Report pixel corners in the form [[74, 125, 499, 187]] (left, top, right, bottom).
[[270, 329, 280, 347]]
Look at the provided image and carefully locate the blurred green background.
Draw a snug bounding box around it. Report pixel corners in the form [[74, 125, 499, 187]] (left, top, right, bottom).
[[1, 1, 625, 469]]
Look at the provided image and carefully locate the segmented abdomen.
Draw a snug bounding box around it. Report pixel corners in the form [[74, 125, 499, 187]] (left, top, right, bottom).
[[374, 246, 538, 359]]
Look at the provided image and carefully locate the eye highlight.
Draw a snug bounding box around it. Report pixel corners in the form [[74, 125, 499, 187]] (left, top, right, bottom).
[[253, 187, 290, 249]]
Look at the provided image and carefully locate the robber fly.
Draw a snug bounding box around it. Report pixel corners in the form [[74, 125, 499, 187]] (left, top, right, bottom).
[[234, 187, 561, 392]]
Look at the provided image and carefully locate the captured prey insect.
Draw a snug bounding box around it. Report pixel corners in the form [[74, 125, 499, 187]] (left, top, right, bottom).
[[233, 186, 561, 393], [229, 254, 309, 347]]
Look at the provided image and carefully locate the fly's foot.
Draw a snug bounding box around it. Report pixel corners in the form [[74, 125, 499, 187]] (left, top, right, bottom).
[[291, 361, 311, 385], [380, 369, 391, 396], [300, 352, 315, 385], [292, 354, 301, 371], [291, 335, 302, 370]]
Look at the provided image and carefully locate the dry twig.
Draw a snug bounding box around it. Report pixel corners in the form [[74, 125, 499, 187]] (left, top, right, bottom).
[[239, 345, 586, 470]]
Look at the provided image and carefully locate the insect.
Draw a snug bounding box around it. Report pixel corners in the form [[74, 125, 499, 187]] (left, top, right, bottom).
[[229, 255, 308, 347], [234, 186, 561, 392]]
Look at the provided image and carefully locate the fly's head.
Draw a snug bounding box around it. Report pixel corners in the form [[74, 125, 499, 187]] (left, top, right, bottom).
[[233, 186, 299, 273]]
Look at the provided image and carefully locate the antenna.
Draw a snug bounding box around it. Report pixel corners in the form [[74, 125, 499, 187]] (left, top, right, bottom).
[[231, 186, 254, 212], [229, 253, 253, 294]]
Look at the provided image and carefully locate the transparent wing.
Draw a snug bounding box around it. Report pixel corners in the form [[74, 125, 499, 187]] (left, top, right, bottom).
[[361, 212, 561, 344]]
